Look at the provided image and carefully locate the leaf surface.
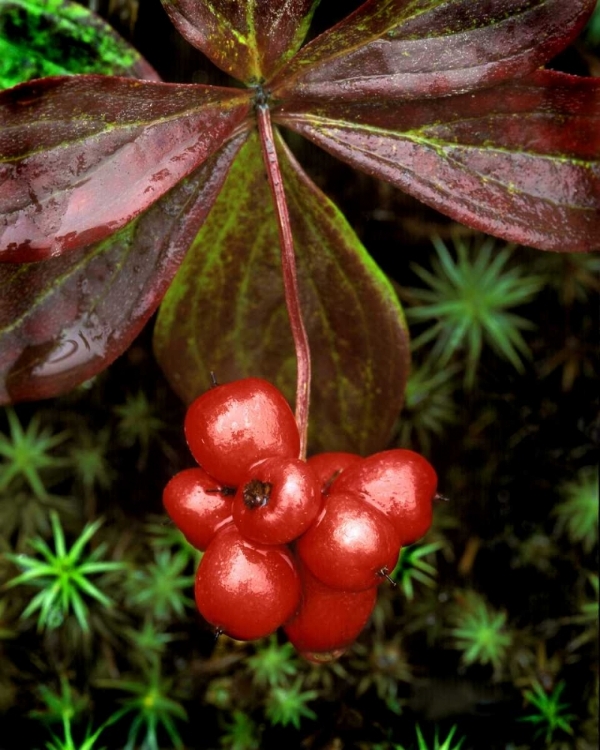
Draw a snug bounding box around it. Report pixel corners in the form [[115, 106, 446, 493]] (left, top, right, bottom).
[[0, 134, 247, 404], [0, 76, 251, 262], [154, 131, 409, 454], [271, 0, 596, 100], [160, 0, 320, 83], [0, 0, 159, 89], [275, 70, 600, 251]]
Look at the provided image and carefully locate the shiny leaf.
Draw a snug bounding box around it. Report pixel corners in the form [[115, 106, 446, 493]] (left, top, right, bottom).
[[271, 0, 596, 100], [0, 135, 247, 404], [160, 0, 320, 83], [275, 70, 600, 251], [0, 77, 251, 262], [0, 0, 159, 89], [154, 131, 409, 454]]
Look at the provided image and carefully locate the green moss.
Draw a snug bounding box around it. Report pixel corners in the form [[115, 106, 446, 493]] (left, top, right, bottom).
[[0, 0, 140, 89]]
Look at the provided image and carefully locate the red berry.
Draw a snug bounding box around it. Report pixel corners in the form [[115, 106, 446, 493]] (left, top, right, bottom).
[[297, 491, 400, 591], [233, 457, 322, 545], [184, 377, 300, 486], [194, 525, 301, 641], [162, 468, 234, 551], [284, 561, 376, 654], [332, 449, 437, 545], [307, 452, 361, 494]]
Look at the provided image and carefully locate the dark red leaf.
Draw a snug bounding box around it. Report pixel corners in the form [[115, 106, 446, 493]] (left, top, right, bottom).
[[154, 131, 410, 455], [0, 134, 247, 405], [160, 0, 320, 83], [0, 76, 251, 262], [271, 0, 596, 100], [274, 70, 600, 251]]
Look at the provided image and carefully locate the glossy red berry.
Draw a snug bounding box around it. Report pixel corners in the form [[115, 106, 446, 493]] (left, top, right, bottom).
[[332, 449, 437, 546], [284, 561, 377, 654], [307, 451, 361, 494], [297, 491, 400, 591], [194, 525, 301, 641], [233, 457, 322, 545], [184, 377, 300, 486], [162, 468, 234, 551]]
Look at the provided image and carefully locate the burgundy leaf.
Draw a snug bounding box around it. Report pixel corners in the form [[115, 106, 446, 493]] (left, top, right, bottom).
[[0, 76, 251, 262], [0, 134, 247, 405], [274, 70, 600, 251], [160, 0, 320, 83], [270, 0, 596, 100]]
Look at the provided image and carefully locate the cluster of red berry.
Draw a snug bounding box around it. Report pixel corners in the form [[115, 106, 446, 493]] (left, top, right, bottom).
[[163, 377, 437, 661]]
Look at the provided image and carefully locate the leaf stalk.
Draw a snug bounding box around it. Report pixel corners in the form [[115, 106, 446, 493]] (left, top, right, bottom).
[[256, 103, 311, 459]]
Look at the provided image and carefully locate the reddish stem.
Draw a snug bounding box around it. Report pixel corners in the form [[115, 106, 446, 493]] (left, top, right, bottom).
[[256, 103, 311, 459]]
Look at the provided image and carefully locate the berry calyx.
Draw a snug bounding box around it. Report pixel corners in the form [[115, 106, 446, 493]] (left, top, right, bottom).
[[194, 525, 301, 641], [233, 457, 321, 545], [242, 478, 272, 509], [184, 377, 300, 486], [299, 649, 348, 663]]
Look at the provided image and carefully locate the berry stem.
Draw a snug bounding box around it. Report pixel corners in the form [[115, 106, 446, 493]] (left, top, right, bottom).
[[256, 103, 311, 460]]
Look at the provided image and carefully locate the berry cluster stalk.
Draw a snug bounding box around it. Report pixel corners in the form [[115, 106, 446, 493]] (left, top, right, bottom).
[[256, 103, 311, 459]]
